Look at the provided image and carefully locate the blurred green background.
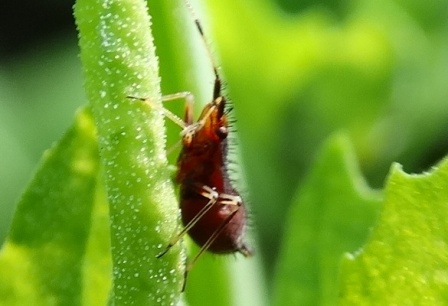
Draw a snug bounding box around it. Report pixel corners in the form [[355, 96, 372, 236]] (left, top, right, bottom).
[[1, 0, 447, 286]]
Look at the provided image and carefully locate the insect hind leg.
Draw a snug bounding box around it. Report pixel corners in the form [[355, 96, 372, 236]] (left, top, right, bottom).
[[155, 184, 219, 258]]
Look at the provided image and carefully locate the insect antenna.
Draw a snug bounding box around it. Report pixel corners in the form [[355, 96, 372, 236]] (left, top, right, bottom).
[[184, 0, 223, 99]]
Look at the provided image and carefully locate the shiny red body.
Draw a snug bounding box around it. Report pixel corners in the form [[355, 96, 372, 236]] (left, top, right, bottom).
[[176, 84, 252, 257]]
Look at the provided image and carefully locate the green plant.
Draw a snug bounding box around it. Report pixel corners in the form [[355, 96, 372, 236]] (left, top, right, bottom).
[[1, 0, 447, 305]]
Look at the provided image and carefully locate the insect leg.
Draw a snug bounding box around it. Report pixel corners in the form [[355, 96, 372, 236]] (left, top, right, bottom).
[[186, 206, 240, 271], [156, 184, 219, 258], [160, 92, 195, 126], [181, 206, 241, 292], [184, 191, 246, 271], [127, 91, 195, 128]]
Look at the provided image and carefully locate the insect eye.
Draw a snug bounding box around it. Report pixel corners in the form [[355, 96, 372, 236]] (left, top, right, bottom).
[[183, 131, 194, 146], [216, 126, 228, 139]]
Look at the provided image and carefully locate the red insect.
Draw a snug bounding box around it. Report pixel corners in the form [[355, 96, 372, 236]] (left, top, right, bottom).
[[157, 78, 252, 260], [130, 0, 252, 289]]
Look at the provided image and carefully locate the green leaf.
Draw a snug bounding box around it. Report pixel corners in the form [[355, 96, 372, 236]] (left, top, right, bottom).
[[74, 0, 183, 304], [82, 176, 112, 306], [273, 133, 382, 306], [0, 108, 101, 305], [339, 157, 448, 305]]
